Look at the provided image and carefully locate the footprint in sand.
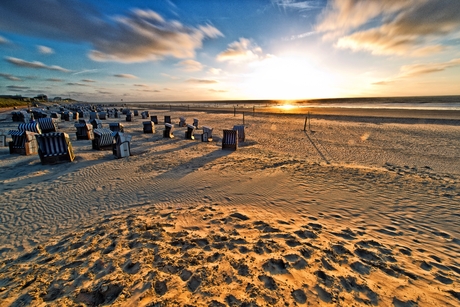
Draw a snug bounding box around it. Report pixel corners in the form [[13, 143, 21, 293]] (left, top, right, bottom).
[[258, 275, 277, 290], [292, 289, 307, 304]]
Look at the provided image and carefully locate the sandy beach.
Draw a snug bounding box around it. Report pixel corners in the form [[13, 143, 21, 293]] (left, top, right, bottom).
[[0, 105, 459, 306]]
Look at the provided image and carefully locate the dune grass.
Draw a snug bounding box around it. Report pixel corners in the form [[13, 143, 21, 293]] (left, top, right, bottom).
[[0, 98, 29, 108]]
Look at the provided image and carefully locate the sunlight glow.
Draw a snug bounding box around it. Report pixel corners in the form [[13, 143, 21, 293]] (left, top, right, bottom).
[[242, 56, 338, 100]]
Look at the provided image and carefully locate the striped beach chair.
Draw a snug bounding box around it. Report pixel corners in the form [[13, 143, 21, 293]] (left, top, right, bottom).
[[179, 117, 186, 127], [18, 122, 42, 134], [141, 111, 150, 119], [37, 118, 58, 133], [8, 130, 38, 155], [222, 129, 238, 150], [164, 115, 171, 124], [98, 111, 107, 120], [36, 132, 75, 164], [150, 115, 158, 125], [126, 112, 134, 122], [201, 126, 213, 142], [193, 118, 199, 128], [185, 124, 195, 140], [92, 128, 114, 150], [143, 121, 155, 133], [91, 119, 103, 130], [232, 125, 245, 142], [163, 123, 174, 138], [74, 122, 94, 140]]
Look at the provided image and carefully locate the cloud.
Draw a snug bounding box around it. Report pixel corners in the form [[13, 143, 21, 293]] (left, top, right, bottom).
[[133, 84, 148, 87], [0, 2, 223, 63], [66, 82, 89, 86], [73, 69, 101, 75], [273, 0, 323, 11], [176, 59, 203, 71], [45, 78, 64, 82], [374, 58, 460, 84], [7, 85, 29, 91], [217, 38, 268, 63], [209, 89, 227, 93], [113, 74, 137, 79], [317, 0, 460, 56], [37, 45, 54, 54], [0, 73, 21, 81], [81, 79, 96, 83], [0, 35, 10, 44], [5, 56, 71, 72], [186, 78, 218, 84], [208, 68, 222, 75]]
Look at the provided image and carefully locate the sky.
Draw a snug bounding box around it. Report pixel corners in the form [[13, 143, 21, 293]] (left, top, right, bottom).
[[0, 0, 459, 102]]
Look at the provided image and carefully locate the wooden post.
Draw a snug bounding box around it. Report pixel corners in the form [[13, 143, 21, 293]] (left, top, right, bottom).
[[308, 112, 311, 131], [303, 116, 307, 131], [253, 106, 255, 116], [234, 106, 236, 117], [243, 112, 245, 125], [169, 104, 171, 111]]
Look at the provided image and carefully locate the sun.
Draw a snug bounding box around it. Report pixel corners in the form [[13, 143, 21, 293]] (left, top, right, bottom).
[[241, 55, 337, 100]]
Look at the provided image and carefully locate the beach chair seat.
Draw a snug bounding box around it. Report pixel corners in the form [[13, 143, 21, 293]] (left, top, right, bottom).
[[201, 126, 213, 142], [141, 111, 150, 119], [109, 123, 124, 133], [36, 132, 75, 164], [91, 119, 103, 130], [133, 110, 139, 116], [164, 115, 171, 124], [151, 115, 158, 125], [193, 118, 199, 128], [179, 117, 186, 127], [185, 124, 195, 140], [112, 132, 132, 158], [92, 128, 114, 150], [18, 122, 42, 134], [75, 123, 94, 140], [143, 121, 155, 133], [222, 129, 238, 150], [163, 123, 174, 138], [8, 130, 38, 155], [50, 112, 59, 119], [126, 112, 133, 122], [63, 111, 73, 121], [233, 125, 245, 142], [37, 118, 58, 133]]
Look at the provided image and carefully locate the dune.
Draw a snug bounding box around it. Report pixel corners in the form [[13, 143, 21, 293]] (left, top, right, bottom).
[[0, 106, 459, 306]]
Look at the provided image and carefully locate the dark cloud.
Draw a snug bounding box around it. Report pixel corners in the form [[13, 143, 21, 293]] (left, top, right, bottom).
[[114, 74, 137, 79], [46, 78, 64, 82], [7, 85, 29, 91], [81, 79, 96, 82], [0, 73, 21, 81], [66, 82, 89, 86]]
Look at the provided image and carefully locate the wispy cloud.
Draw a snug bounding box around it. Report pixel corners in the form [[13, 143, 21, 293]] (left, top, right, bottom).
[[37, 45, 54, 55], [374, 58, 460, 85], [217, 38, 269, 63], [133, 84, 148, 87], [317, 0, 460, 56], [113, 74, 137, 79], [0, 35, 10, 44], [5, 56, 71, 72], [273, 0, 323, 11], [176, 59, 203, 72], [0, 73, 21, 81], [72, 69, 101, 75], [66, 82, 89, 86], [81, 79, 96, 83], [186, 78, 218, 84], [45, 78, 64, 82], [7, 85, 29, 91]]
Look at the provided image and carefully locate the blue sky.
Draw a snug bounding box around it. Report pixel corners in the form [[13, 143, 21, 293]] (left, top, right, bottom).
[[0, 0, 459, 102]]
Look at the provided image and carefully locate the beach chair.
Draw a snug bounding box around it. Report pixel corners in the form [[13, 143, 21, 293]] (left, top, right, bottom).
[[12, 111, 24, 122], [73, 112, 79, 121], [98, 111, 107, 120], [8, 130, 38, 155], [37, 118, 58, 133], [141, 111, 150, 119], [50, 112, 59, 119], [179, 117, 186, 127], [233, 125, 245, 142], [109, 123, 124, 133], [18, 122, 42, 134], [151, 115, 158, 125], [0, 131, 7, 147], [112, 132, 132, 159], [91, 119, 103, 130], [90, 111, 99, 120], [143, 121, 155, 133], [63, 111, 73, 121], [164, 115, 171, 124], [163, 123, 174, 138], [92, 128, 114, 150], [126, 112, 133, 122], [201, 126, 213, 142], [222, 129, 238, 150], [193, 118, 199, 128], [134, 110, 139, 116], [77, 110, 84, 119], [185, 124, 196, 140], [74, 122, 94, 140], [36, 132, 75, 164]]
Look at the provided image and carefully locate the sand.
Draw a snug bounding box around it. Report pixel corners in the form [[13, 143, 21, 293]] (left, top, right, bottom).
[[0, 106, 459, 306]]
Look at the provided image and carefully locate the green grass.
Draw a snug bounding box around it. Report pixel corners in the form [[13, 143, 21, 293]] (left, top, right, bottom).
[[0, 98, 29, 108]]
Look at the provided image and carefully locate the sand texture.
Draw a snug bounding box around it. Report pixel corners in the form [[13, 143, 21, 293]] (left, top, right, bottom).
[[0, 107, 459, 306]]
